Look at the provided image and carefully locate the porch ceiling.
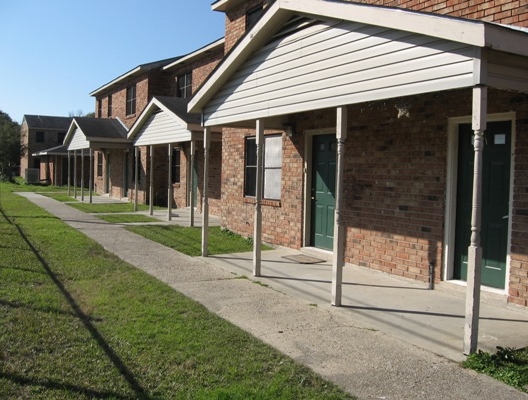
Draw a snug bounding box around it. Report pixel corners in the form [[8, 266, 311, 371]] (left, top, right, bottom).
[[189, 0, 528, 128]]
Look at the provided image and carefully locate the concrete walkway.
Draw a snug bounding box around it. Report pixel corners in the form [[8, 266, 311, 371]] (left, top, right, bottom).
[[18, 192, 528, 400]]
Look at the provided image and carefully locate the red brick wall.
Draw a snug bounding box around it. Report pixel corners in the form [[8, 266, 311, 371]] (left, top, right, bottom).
[[350, 0, 528, 26], [223, 0, 274, 53], [221, 0, 528, 54], [219, 88, 528, 305]]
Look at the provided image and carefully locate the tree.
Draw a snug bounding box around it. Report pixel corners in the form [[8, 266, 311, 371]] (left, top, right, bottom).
[[0, 111, 24, 181]]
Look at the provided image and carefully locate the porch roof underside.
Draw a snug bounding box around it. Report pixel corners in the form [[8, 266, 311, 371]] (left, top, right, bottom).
[[190, 0, 528, 128], [65, 118, 131, 151], [129, 96, 219, 147]]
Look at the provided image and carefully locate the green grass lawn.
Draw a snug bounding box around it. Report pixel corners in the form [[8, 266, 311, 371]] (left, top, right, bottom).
[[68, 202, 155, 213], [127, 225, 271, 257], [41, 192, 78, 202], [0, 181, 353, 399], [463, 346, 528, 393], [97, 214, 161, 224]]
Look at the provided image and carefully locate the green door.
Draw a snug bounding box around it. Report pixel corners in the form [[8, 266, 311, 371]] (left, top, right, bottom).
[[311, 134, 336, 250], [454, 121, 511, 289]]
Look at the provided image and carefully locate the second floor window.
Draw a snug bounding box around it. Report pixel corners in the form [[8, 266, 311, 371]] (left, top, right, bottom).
[[126, 85, 136, 115], [97, 99, 102, 117], [107, 95, 112, 117], [36, 131, 44, 143], [177, 72, 192, 99]]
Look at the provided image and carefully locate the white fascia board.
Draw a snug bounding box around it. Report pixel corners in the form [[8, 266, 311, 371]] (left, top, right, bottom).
[[163, 38, 225, 71], [485, 24, 528, 58], [211, 0, 245, 12], [189, 2, 290, 113], [279, 0, 486, 47], [89, 66, 141, 97], [63, 119, 80, 147]]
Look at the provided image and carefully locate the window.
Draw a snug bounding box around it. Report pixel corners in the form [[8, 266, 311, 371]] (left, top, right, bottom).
[[126, 84, 136, 115], [107, 95, 112, 117], [57, 132, 66, 144], [246, 5, 264, 31], [171, 148, 180, 184], [97, 99, 102, 117], [244, 134, 282, 200], [97, 152, 103, 177], [36, 131, 44, 143], [177, 72, 192, 99]]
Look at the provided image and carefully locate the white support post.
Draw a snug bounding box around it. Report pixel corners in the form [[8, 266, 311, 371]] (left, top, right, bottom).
[[149, 145, 154, 216], [332, 106, 348, 306], [67, 151, 71, 196], [253, 119, 264, 277], [202, 127, 211, 257], [80, 149, 85, 202], [134, 147, 139, 211], [463, 86, 487, 355], [167, 144, 173, 221], [89, 149, 93, 204], [73, 150, 77, 199], [189, 140, 196, 227]]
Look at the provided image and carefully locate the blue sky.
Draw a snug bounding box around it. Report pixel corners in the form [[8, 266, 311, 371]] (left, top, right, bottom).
[[0, 1, 225, 124]]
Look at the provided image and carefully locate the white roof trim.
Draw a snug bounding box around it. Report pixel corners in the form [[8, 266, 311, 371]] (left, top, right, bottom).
[[89, 67, 141, 97], [163, 38, 225, 71], [189, 0, 528, 113]]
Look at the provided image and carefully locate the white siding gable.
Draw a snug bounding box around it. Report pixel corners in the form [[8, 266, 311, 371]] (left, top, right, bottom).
[[134, 111, 192, 146], [203, 19, 475, 126], [68, 127, 90, 150]]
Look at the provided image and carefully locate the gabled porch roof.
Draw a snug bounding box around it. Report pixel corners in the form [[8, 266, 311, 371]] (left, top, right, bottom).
[[64, 117, 131, 151], [128, 96, 220, 147], [189, 0, 528, 127]]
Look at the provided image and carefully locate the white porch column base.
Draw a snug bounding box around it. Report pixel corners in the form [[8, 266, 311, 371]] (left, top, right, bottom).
[[332, 106, 347, 306]]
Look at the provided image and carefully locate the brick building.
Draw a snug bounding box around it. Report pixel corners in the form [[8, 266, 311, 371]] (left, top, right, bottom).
[[190, 0, 528, 314], [127, 39, 224, 215], [20, 115, 72, 184]]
